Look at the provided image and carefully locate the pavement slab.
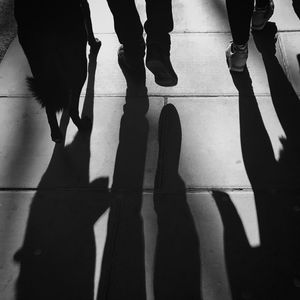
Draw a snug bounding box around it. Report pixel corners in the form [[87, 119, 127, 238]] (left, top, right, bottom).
[[1, 191, 259, 300], [0, 34, 282, 97], [0, 96, 163, 189], [0, 0, 17, 62], [277, 32, 300, 93], [89, 0, 300, 34], [168, 96, 286, 189]]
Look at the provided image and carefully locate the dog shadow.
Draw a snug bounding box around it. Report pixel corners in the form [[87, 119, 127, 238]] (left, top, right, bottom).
[[14, 48, 110, 300], [214, 22, 300, 300]]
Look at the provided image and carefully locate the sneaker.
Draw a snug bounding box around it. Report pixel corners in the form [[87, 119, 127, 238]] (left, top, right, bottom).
[[225, 42, 248, 72], [146, 43, 178, 87], [252, 0, 274, 31]]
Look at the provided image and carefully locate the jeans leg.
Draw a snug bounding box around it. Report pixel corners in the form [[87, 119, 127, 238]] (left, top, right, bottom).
[[144, 0, 173, 48], [106, 0, 144, 50], [226, 0, 254, 45]]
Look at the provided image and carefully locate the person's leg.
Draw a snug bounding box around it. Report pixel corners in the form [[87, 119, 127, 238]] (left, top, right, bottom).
[[106, 0, 144, 54], [106, 0, 145, 83], [144, 0, 173, 48], [225, 0, 253, 72], [226, 0, 254, 45], [144, 0, 177, 86]]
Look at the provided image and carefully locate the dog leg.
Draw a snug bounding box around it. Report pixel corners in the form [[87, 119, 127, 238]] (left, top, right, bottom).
[[46, 107, 63, 143], [69, 90, 92, 131]]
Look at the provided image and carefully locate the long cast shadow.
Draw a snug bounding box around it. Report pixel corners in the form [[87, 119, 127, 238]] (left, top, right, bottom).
[[97, 66, 149, 300], [14, 48, 109, 300], [97, 61, 201, 299], [214, 22, 300, 300], [153, 104, 201, 300]]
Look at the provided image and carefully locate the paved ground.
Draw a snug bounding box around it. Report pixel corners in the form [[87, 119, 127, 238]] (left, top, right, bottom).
[[0, 0, 300, 299], [0, 0, 16, 62]]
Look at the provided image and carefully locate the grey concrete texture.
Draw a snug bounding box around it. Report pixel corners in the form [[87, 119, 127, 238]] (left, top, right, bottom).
[[1, 1, 300, 300], [0, 0, 17, 62]]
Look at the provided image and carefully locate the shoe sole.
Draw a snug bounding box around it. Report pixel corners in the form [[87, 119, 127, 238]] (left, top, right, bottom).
[[146, 59, 178, 87]]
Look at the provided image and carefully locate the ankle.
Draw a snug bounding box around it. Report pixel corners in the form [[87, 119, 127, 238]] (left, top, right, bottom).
[[232, 42, 248, 52]]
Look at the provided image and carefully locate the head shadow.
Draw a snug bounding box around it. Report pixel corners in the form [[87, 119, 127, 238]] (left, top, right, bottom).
[[153, 103, 202, 300]]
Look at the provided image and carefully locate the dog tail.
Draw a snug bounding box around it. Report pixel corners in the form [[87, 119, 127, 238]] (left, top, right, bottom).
[[26, 77, 45, 107], [26, 76, 69, 112]]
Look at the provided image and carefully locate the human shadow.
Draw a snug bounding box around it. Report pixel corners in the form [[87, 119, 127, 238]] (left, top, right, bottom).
[[14, 48, 109, 300], [97, 60, 201, 299], [153, 104, 201, 300], [214, 22, 300, 300], [97, 67, 149, 300]]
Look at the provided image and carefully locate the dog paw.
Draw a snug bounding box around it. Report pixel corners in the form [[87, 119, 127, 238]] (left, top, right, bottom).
[[89, 38, 102, 53], [51, 128, 63, 143]]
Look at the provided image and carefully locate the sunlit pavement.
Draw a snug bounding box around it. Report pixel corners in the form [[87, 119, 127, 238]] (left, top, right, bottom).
[[0, 1, 300, 299]]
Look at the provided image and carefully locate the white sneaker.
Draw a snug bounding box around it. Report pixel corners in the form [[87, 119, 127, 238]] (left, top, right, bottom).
[[252, 0, 274, 31], [225, 42, 248, 72]]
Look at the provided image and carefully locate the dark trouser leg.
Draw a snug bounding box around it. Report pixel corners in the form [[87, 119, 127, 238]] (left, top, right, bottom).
[[144, 0, 173, 48], [256, 0, 271, 8], [144, 0, 177, 86], [226, 0, 254, 45], [106, 0, 145, 54]]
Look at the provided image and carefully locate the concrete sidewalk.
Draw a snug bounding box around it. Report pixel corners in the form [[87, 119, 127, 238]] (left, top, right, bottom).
[[0, 0, 16, 62], [0, 0, 300, 299]]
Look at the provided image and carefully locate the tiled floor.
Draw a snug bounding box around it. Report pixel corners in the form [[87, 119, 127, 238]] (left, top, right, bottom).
[[1, 1, 300, 299]]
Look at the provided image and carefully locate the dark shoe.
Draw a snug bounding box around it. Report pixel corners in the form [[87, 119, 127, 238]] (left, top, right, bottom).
[[118, 45, 146, 86], [146, 44, 178, 87], [251, 0, 274, 31], [226, 42, 248, 72]]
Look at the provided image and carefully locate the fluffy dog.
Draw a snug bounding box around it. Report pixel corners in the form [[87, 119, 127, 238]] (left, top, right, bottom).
[[14, 0, 98, 142]]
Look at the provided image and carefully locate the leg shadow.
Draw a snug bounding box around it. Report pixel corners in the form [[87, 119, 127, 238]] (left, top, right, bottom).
[[213, 190, 264, 300], [153, 104, 201, 300], [253, 21, 300, 284], [97, 69, 149, 299], [220, 26, 300, 296]]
